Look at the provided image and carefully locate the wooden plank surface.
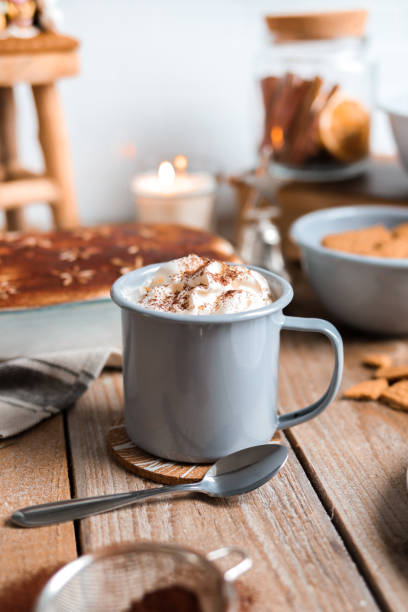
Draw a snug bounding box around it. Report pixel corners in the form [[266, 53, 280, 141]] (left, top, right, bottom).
[[68, 373, 378, 612], [0, 415, 77, 612], [279, 331, 408, 612]]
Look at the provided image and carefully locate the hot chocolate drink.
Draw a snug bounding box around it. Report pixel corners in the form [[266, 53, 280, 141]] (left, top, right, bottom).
[[136, 254, 272, 315], [111, 255, 343, 462]]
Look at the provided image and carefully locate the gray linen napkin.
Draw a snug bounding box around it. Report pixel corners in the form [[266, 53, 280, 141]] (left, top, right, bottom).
[[0, 348, 121, 438]]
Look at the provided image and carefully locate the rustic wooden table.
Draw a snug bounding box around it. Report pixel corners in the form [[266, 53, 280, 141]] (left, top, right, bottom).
[[1, 269, 408, 612]]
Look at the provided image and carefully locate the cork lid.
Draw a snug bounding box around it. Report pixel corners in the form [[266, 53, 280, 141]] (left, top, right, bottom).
[[265, 10, 368, 42]]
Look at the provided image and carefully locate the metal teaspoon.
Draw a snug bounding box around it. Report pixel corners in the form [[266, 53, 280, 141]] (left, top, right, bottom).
[[11, 443, 288, 528]]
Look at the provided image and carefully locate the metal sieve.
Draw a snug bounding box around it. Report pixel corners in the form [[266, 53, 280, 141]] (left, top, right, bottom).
[[35, 542, 252, 612]]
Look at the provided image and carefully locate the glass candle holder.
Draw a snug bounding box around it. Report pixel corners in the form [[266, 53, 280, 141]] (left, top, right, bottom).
[[131, 160, 216, 230]]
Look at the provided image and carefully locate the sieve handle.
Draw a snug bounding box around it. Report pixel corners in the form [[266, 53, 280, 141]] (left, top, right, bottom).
[[10, 483, 198, 528], [206, 547, 252, 582]]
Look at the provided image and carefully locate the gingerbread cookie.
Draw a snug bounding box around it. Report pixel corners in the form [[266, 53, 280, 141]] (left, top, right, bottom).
[[374, 238, 408, 259], [375, 365, 408, 382], [322, 222, 408, 259], [361, 352, 393, 369], [321, 225, 392, 256], [343, 378, 388, 401], [393, 222, 408, 239], [380, 380, 408, 412]]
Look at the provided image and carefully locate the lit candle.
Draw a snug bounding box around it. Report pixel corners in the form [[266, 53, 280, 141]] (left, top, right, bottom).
[[131, 158, 216, 230]]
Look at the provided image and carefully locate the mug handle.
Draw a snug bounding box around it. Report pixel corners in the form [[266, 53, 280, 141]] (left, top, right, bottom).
[[277, 316, 343, 430]]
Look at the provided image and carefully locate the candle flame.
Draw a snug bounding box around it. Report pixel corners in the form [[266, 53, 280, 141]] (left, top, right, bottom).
[[270, 126, 284, 151], [173, 154, 188, 172], [158, 161, 175, 188]]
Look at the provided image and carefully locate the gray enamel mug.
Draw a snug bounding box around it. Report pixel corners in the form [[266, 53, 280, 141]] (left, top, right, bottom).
[[111, 264, 343, 463]]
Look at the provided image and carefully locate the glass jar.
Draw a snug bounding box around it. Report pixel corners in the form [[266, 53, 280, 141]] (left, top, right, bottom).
[[255, 10, 375, 181]]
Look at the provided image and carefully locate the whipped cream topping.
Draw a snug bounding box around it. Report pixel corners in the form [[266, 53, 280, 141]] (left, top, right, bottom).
[[136, 254, 273, 315]]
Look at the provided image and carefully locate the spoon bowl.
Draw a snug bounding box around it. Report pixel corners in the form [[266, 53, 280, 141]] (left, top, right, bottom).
[[201, 443, 288, 497]]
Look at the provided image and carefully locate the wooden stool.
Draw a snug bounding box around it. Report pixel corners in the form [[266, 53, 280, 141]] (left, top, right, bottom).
[[0, 32, 80, 231]]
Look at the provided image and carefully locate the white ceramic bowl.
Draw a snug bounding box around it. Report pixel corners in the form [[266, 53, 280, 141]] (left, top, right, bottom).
[[383, 97, 408, 172], [290, 205, 408, 335]]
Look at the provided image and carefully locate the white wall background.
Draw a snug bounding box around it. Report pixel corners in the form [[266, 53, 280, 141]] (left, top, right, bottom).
[[13, 0, 408, 229]]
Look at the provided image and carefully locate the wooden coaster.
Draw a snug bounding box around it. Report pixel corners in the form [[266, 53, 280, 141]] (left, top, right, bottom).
[[107, 423, 281, 485]]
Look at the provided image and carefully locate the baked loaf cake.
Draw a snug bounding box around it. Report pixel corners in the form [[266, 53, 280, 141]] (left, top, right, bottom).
[[0, 223, 238, 310]]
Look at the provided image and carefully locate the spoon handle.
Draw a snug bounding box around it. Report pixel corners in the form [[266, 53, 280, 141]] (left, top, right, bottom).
[[11, 483, 197, 528]]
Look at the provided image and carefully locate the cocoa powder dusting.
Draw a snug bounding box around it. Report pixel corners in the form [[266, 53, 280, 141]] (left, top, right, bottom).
[[138, 254, 271, 314], [181, 257, 211, 279], [140, 257, 245, 313], [214, 289, 243, 312], [208, 263, 242, 286], [235, 581, 256, 611], [125, 585, 203, 612]]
